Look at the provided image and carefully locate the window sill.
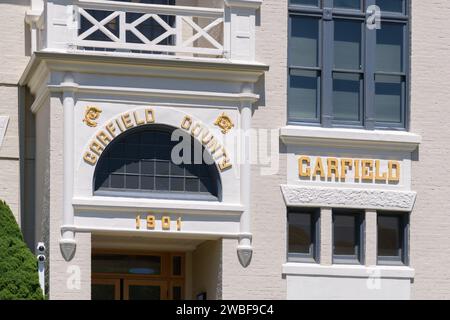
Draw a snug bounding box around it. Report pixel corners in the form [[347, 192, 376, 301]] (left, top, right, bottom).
[[280, 125, 421, 152], [282, 263, 415, 279], [72, 196, 244, 216]]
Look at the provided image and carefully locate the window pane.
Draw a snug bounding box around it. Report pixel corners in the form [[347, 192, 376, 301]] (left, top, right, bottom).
[[125, 175, 139, 189], [288, 212, 312, 254], [334, 0, 360, 10], [290, 0, 320, 7], [334, 20, 362, 70], [141, 160, 154, 175], [111, 159, 125, 173], [185, 178, 199, 192], [155, 176, 170, 191], [375, 74, 403, 123], [376, 23, 404, 72], [92, 284, 116, 301], [110, 174, 125, 189], [378, 215, 402, 257], [126, 159, 140, 174], [170, 177, 184, 191], [172, 286, 182, 300], [376, 0, 405, 13], [333, 72, 362, 122], [290, 16, 320, 67], [92, 255, 161, 275], [141, 176, 154, 190], [128, 285, 160, 300], [172, 256, 182, 276], [95, 173, 109, 190], [334, 214, 357, 256], [288, 69, 319, 121]]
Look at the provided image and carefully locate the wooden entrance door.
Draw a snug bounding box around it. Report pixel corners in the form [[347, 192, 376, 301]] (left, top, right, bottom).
[[91, 251, 185, 300]]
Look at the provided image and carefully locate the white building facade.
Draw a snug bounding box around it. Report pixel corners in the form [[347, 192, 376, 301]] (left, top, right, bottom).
[[1, 0, 449, 300]]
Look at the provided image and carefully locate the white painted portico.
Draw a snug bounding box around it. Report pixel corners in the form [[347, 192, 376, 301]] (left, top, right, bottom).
[[20, 0, 267, 300]]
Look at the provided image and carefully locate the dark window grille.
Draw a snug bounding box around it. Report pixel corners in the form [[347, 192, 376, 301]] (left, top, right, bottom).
[[288, 0, 409, 130], [93, 125, 221, 201]]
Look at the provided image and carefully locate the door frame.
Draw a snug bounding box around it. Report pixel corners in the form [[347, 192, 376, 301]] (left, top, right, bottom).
[[91, 251, 186, 300]]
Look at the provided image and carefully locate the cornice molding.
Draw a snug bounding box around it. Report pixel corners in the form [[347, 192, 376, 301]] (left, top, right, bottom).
[[72, 196, 244, 216], [23, 51, 267, 115], [19, 51, 269, 87]]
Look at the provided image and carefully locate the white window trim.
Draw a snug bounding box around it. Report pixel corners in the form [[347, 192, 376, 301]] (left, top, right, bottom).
[[282, 263, 415, 279], [280, 125, 421, 151]]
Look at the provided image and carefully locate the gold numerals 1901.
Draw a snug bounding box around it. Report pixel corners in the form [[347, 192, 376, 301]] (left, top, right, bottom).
[[136, 215, 182, 231]]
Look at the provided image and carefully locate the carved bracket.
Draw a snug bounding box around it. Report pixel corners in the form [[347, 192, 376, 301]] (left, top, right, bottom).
[[59, 238, 77, 262]]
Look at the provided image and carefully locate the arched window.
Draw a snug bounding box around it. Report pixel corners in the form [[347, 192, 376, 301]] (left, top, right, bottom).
[[94, 125, 221, 201]]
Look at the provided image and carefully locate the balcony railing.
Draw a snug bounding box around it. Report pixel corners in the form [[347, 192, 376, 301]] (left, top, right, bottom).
[[27, 0, 261, 62], [73, 0, 224, 57]]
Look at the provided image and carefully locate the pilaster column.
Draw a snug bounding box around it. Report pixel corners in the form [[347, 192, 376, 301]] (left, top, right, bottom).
[[320, 208, 333, 265], [237, 83, 254, 268], [59, 73, 77, 261], [365, 209, 378, 266], [224, 0, 262, 61]]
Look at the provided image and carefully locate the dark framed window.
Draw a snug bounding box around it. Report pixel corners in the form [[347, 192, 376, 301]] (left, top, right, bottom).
[[287, 208, 320, 263], [332, 210, 364, 264], [288, 0, 409, 130], [377, 212, 409, 265], [94, 124, 221, 201]]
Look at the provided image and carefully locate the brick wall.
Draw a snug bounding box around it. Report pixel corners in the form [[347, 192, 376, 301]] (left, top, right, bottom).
[[46, 95, 92, 300], [410, 0, 450, 300], [0, 1, 30, 223], [221, 0, 288, 300]]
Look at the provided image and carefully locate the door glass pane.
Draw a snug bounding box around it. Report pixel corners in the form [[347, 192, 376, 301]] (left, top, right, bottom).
[[288, 212, 312, 254], [173, 286, 182, 300], [378, 216, 401, 257], [172, 256, 182, 276], [288, 69, 319, 121], [334, 0, 360, 10], [333, 72, 362, 122], [290, 0, 320, 7], [92, 284, 116, 300], [334, 20, 362, 70], [334, 214, 357, 255], [376, 0, 405, 14], [128, 285, 161, 300], [376, 23, 404, 72], [92, 255, 161, 275], [375, 75, 403, 123], [290, 16, 320, 67]]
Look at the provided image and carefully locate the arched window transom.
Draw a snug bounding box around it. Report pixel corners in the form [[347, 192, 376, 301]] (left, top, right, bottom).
[[94, 125, 221, 201]]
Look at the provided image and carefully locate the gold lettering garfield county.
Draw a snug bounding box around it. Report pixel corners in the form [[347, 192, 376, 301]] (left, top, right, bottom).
[[298, 156, 400, 183], [82, 109, 232, 172]]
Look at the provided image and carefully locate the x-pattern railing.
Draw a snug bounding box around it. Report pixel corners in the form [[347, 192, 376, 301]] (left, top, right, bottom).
[[74, 0, 225, 57]]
